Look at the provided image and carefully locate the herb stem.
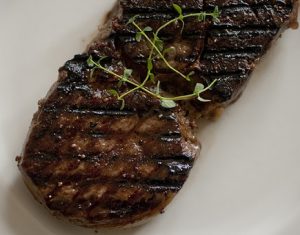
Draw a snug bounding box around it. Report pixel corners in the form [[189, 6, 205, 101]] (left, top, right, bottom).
[[132, 22, 189, 81], [156, 12, 218, 36], [87, 6, 220, 109], [89, 58, 216, 104]]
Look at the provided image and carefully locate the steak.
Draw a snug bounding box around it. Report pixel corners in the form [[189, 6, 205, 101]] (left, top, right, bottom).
[[110, 0, 299, 118], [17, 0, 298, 228], [18, 43, 199, 227]]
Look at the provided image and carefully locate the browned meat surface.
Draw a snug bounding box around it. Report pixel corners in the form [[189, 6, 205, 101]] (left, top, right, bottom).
[[17, 0, 298, 229], [113, 0, 298, 118], [18, 43, 199, 227]]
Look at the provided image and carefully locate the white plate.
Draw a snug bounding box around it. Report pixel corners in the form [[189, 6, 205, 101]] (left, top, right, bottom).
[[0, 1, 300, 235]]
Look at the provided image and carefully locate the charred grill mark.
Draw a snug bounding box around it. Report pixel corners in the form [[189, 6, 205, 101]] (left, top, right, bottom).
[[28, 152, 61, 162], [63, 55, 89, 77], [213, 5, 293, 28], [202, 50, 261, 59], [154, 154, 195, 162], [43, 107, 135, 117], [209, 27, 278, 36], [83, 178, 185, 192], [28, 166, 187, 192], [24, 151, 194, 189], [199, 61, 253, 75], [159, 133, 182, 142], [121, 0, 203, 13], [157, 160, 193, 174], [118, 33, 205, 43], [57, 83, 92, 95], [205, 0, 293, 7], [47, 185, 175, 220], [206, 28, 278, 50], [26, 151, 194, 165]]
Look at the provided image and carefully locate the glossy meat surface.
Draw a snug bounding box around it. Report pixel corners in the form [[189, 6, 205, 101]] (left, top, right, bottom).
[[18, 45, 199, 227], [116, 0, 298, 117]]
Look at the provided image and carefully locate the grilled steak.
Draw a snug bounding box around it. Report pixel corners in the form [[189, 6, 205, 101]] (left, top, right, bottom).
[[112, 0, 299, 118], [18, 42, 199, 227], [17, 0, 298, 228]]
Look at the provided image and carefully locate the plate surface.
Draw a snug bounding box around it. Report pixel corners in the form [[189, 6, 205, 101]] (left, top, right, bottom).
[[0, 1, 300, 235]]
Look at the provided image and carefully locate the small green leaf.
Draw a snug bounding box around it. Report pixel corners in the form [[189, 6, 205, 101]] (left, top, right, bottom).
[[149, 73, 155, 83], [95, 56, 108, 65], [87, 56, 95, 67], [117, 80, 123, 88], [143, 26, 153, 32], [213, 6, 220, 17], [194, 83, 205, 94], [147, 58, 153, 71], [109, 89, 119, 97], [120, 99, 126, 110], [161, 99, 176, 109], [155, 38, 164, 52], [99, 56, 108, 61], [127, 15, 138, 25], [163, 47, 176, 56], [156, 81, 161, 95], [212, 6, 221, 22], [135, 32, 142, 42], [186, 71, 195, 81], [89, 68, 96, 81], [153, 34, 164, 51], [123, 68, 133, 80], [197, 13, 206, 22], [197, 96, 211, 102], [173, 4, 183, 16]]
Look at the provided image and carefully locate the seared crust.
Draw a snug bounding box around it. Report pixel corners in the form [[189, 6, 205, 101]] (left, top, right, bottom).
[[18, 47, 199, 227], [115, 0, 298, 117]]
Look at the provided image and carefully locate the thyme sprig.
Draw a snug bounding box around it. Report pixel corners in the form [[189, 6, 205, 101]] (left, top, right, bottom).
[[87, 4, 221, 109], [87, 56, 217, 109]]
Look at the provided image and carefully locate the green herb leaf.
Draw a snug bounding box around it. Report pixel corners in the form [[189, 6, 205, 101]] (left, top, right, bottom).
[[109, 89, 119, 97], [135, 32, 142, 42], [127, 15, 138, 25], [155, 38, 164, 52], [197, 13, 206, 21], [147, 58, 153, 71], [173, 4, 183, 16], [156, 81, 161, 95], [185, 71, 195, 81], [87, 56, 95, 67], [89, 68, 96, 81], [149, 73, 155, 83], [163, 47, 175, 56], [153, 34, 164, 52], [143, 26, 153, 32], [123, 69, 133, 81], [194, 83, 205, 94], [161, 99, 176, 109], [212, 6, 221, 22], [197, 96, 211, 102], [99, 56, 108, 61], [117, 80, 123, 88], [120, 99, 126, 110], [88, 6, 220, 110]]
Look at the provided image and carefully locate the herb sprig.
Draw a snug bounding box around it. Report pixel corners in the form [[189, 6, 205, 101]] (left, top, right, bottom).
[[87, 4, 221, 109]]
